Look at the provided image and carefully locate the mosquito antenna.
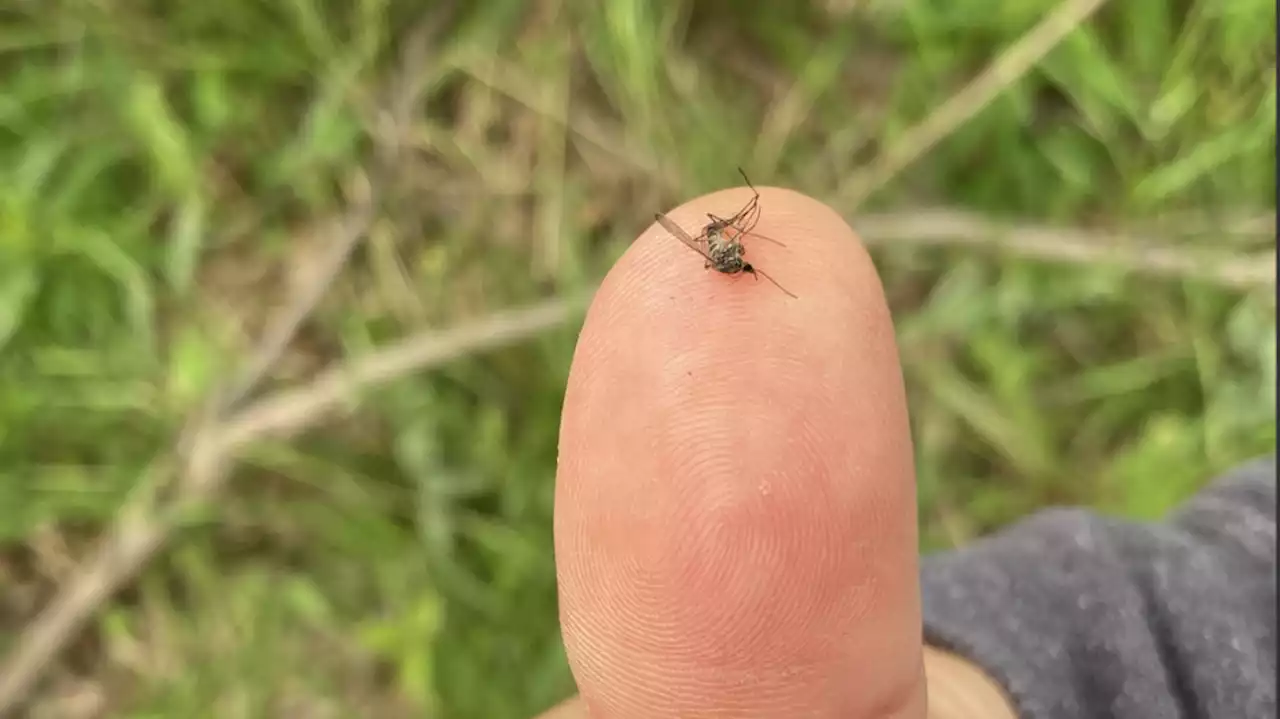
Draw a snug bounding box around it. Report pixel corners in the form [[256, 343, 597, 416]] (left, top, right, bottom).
[[749, 266, 798, 299]]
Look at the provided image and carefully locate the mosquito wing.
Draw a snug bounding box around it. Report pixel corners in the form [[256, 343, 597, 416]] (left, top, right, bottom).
[[654, 213, 714, 262]]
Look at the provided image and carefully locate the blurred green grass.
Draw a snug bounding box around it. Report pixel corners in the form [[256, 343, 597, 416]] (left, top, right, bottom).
[[0, 0, 1275, 716]]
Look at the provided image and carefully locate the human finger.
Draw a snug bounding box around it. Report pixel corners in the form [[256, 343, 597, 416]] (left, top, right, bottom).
[[554, 185, 924, 717]]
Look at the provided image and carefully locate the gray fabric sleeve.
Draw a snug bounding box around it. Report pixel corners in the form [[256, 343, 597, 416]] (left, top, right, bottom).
[[920, 456, 1277, 719]]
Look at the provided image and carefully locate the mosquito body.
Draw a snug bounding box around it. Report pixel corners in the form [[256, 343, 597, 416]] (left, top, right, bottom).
[[703, 222, 751, 274], [653, 169, 797, 299]]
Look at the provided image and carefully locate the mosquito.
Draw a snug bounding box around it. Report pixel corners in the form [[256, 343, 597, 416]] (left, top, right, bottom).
[[654, 171, 797, 299]]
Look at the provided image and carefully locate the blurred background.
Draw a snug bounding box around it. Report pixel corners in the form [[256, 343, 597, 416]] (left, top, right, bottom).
[[0, 0, 1275, 717]]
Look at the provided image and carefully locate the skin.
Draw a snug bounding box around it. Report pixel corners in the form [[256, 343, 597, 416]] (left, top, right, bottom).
[[540, 186, 1018, 718]]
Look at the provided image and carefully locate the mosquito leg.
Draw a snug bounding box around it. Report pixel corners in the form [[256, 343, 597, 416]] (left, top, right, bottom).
[[744, 231, 787, 248]]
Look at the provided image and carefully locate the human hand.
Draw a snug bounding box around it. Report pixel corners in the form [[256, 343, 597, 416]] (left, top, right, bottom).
[[539, 186, 1015, 718]]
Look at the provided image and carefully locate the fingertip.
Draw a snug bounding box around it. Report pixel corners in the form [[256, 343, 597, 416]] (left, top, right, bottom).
[[555, 186, 922, 717]]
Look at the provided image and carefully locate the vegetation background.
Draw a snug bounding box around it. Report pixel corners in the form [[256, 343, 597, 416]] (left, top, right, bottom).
[[1, 0, 1275, 716]]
